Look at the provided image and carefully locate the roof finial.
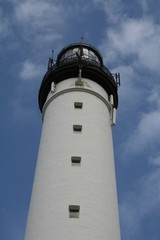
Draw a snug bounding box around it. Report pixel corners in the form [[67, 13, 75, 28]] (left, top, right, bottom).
[[80, 34, 83, 44]]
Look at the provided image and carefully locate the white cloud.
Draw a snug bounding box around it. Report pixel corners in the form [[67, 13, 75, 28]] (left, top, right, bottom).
[[34, 32, 62, 44], [11, 0, 93, 47], [137, 28, 160, 72], [147, 86, 160, 109], [111, 65, 141, 110], [110, 18, 154, 52], [12, 0, 69, 46], [140, 0, 150, 13], [14, 0, 64, 28], [93, 7, 160, 166], [149, 154, 160, 167], [0, 8, 11, 38], [120, 82, 160, 159], [99, 16, 160, 74], [98, 13, 160, 163], [120, 169, 160, 239], [91, 0, 125, 23], [19, 60, 43, 81], [123, 109, 160, 158]]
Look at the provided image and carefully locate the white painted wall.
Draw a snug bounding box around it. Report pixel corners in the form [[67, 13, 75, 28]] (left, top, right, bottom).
[[25, 78, 121, 240]]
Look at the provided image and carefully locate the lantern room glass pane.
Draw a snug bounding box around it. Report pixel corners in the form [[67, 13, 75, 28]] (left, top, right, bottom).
[[82, 48, 88, 58], [59, 46, 101, 66], [65, 49, 72, 58]]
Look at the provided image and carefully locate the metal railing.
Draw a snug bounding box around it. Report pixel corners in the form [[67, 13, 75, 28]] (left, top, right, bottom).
[[46, 57, 118, 87]]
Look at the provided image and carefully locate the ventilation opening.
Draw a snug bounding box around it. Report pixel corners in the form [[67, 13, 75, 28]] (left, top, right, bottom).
[[73, 125, 82, 132], [69, 205, 80, 218], [71, 156, 81, 166], [74, 102, 83, 109]]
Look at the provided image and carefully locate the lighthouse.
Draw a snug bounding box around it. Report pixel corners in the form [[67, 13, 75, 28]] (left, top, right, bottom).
[[24, 42, 121, 240]]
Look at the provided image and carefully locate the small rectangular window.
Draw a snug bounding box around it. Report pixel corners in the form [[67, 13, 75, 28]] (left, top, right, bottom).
[[69, 205, 80, 218], [73, 124, 82, 132], [71, 156, 81, 165], [74, 102, 83, 109]]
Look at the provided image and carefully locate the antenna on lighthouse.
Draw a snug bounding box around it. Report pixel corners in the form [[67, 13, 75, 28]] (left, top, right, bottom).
[[48, 50, 55, 70]]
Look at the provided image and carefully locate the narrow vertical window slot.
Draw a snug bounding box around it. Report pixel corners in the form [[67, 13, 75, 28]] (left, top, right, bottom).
[[74, 102, 83, 109], [69, 205, 80, 218], [73, 124, 82, 132], [71, 156, 81, 166]]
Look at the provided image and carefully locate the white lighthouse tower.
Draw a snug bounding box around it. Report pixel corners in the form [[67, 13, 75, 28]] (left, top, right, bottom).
[[25, 42, 121, 240]]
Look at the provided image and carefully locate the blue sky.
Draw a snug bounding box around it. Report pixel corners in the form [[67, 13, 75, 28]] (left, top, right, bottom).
[[1, 0, 160, 239]]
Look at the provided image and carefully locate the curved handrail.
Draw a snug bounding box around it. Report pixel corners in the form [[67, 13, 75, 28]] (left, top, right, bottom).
[[46, 57, 116, 87]]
